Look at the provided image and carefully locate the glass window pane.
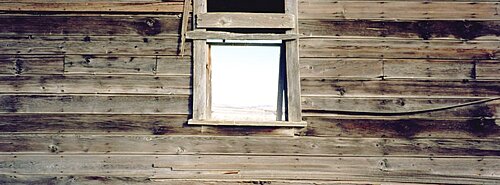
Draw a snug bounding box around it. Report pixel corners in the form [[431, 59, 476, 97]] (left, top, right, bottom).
[[210, 44, 282, 121]]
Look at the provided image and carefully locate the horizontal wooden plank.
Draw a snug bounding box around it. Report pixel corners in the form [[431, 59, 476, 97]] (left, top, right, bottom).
[[299, 20, 500, 40], [299, 1, 500, 20], [1, 134, 499, 156], [477, 61, 500, 80], [64, 55, 191, 75], [300, 58, 483, 79], [187, 31, 298, 40], [64, 55, 156, 75], [0, 94, 190, 114], [0, 75, 190, 94], [302, 97, 499, 118], [299, 38, 499, 59], [384, 59, 475, 79], [0, 1, 185, 13], [197, 13, 295, 29], [156, 56, 192, 75], [301, 79, 500, 97], [0, 55, 63, 75], [1, 155, 498, 184], [300, 58, 383, 78], [0, 15, 184, 36], [0, 35, 190, 55], [0, 114, 194, 135], [0, 114, 294, 136], [0, 175, 396, 185], [302, 116, 500, 138]]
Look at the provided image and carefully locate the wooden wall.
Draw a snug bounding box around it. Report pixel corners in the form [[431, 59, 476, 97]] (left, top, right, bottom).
[[0, 0, 499, 184]]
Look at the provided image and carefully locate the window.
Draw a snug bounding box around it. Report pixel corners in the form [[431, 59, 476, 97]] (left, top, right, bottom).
[[188, 0, 305, 127], [209, 40, 285, 122]]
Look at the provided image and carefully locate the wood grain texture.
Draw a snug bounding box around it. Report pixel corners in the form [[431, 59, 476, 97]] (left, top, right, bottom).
[[301, 79, 500, 97], [197, 13, 295, 29], [302, 116, 500, 138], [0, 75, 191, 94], [192, 40, 208, 120], [0, 114, 195, 135], [0, 114, 294, 136], [0, 35, 190, 55], [0, 1, 185, 13], [64, 55, 157, 75], [156, 56, 192, 75], [187, 31, 298, 40], [0, 15, 183, 36], [476, 61, 500, 80], [299, 20, 500, 40], [299, 1, 500, 20], [0, 175, 399, 185], [383, 59, 475, 79], [1, 155, 498, 184], [302, 97, 499, 118], [2, 114, 499, 138], [285, 0, 302, 122], [300, 58, 383, 78], [0, 55, 64, 75], [1, 134, 499, 156], [0, 94, 190, 114], [299, 38, 499, 59]]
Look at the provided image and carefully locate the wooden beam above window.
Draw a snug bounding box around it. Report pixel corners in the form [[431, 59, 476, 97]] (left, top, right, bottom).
[[186, 30, 298, 40], [196, 13, 295, 29]]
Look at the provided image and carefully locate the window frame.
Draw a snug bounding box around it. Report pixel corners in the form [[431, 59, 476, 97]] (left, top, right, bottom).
[[187, 0, 306, 127]]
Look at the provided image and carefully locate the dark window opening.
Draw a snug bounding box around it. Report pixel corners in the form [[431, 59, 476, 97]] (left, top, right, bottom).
[[207, 0, 285, 13], [208, 28, 287, 34]]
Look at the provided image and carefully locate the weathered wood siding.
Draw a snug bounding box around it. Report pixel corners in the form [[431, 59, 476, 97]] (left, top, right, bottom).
[[0, 0, 499, 184]]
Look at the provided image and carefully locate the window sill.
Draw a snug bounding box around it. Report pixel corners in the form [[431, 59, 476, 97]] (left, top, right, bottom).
[[188, 119, 307, 127]]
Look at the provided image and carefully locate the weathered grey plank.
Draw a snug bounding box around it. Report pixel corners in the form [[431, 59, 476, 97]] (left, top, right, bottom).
[[0, 1, 185, 13], [301, 79, 500, 97], [299, 38, 499, 60], [178, 0, 192, 56], [0, 114, 194, 135], [4, 113, 498, 138], [0, 114, 294, 136], [299, 20, 500, 40], [1, 134, 499, 156], [299, 1, 500, 20], [476, 61, 500, 80], [189, 0, 207, 121], [0, 155, 498, 184], [384, 59, 475, 79], [300, 58, 480, 79], [0, 35, 190, 56], [299, 58, 383, 78], [197, 13, 295, 29], [187, 31, 298, 40], [302, 97, 499, 118], [302, 115, 500, 138], [156, 56, 192, 75], [0, 175, 391, 185], [0, 55, 63, 75], [0, 15, 183, 36], [0, 75, 191, 94], [64, 55, 157, 75], [0, 94, 190, 114]]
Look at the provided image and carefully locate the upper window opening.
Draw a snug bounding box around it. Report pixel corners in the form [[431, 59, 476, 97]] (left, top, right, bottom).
[[209, 40, 286, 122], [207, 0, 285, 13]]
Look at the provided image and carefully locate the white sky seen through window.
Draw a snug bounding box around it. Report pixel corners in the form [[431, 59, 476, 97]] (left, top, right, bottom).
[[210, 40, 283, 121]]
